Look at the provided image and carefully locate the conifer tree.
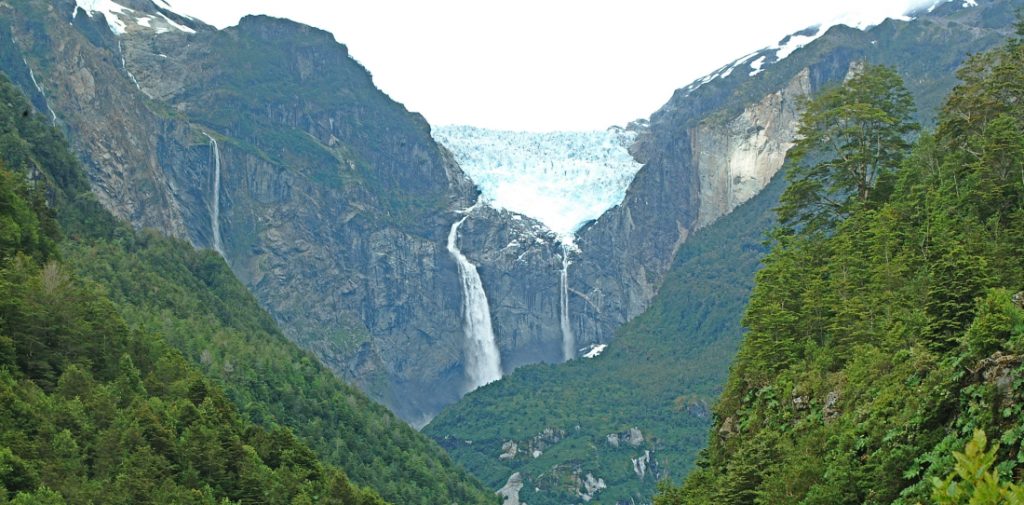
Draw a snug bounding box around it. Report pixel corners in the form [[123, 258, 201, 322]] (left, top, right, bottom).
[[778, 64, 918, 233]]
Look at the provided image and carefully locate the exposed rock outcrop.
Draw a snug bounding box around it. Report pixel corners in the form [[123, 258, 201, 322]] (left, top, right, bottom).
[[497, 473, 525, 505], [693, 69, 812, 228]]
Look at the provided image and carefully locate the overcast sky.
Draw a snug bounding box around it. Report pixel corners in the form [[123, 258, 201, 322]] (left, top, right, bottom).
[[163, 0, 943, 131]]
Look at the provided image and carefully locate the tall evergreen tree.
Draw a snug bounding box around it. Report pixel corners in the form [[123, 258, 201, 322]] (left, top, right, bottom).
[[778, 64, 919, 233]]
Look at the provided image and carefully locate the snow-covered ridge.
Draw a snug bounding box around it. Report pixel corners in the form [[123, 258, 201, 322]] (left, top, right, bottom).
[[73, 0, 195, 35], [683, 0, 975, 92], [434, 126, 642, 244]]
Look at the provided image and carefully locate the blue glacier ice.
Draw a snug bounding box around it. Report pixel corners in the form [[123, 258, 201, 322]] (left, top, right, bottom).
[[433, 125, 642, 244]]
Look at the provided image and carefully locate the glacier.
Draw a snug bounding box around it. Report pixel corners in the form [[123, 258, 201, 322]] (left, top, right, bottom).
[[433, 125, 643, 244], [434, 125, 640, 362]]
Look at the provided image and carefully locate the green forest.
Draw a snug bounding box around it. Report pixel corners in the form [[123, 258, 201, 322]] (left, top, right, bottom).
[[0, 73, 493, 504], [658, 26, 1024, 505]]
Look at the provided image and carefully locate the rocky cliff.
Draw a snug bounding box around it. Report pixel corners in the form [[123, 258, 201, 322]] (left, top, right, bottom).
[[693, 68, 811, 228]]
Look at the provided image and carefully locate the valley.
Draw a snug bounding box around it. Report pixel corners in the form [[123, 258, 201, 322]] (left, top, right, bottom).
[[0, 0, 1022, 504]]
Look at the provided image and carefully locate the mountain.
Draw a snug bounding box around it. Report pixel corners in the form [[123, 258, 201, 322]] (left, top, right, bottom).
[[1, 0, 481, 422], [0, 11, 494, 503], [2, 0, 674, 423], [424, 1, 1024, 503], [5, 2, 1020, 503], [661, 27, 1024, 504]]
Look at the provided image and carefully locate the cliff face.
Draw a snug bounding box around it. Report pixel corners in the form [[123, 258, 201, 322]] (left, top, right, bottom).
[[567, 61, 816, 348], [693, 69, 811, 228], [0, 0, 193, 236], [565, 1, 1009, 349], [455, 205, 566, 372]]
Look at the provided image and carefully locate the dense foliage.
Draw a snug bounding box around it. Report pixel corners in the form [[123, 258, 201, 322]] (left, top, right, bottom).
[[660, 33, 1024, 505], [0, 75, 494, 504], [0, 122, 383, 503], [932, 430, 1024, 504], [778, 65, 919, 233]]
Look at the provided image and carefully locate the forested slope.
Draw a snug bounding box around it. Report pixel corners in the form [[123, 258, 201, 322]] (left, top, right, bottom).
[[659, 31, 1024, 505], [0, 73, 493, 504], [0, 81, 385, 504]]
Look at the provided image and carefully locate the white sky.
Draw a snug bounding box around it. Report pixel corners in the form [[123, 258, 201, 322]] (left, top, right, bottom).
[[161, 0, 943, 131]]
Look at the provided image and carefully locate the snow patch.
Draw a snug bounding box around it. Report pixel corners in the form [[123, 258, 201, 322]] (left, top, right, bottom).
[[749, 55, 767, 76], [74, 0, 130, 34], [775, 27, 824, 60], [433, 126, 642, 244], [74, 0, 195, 35], [582, 344, 607, 359], [156, 11, 196, 33]]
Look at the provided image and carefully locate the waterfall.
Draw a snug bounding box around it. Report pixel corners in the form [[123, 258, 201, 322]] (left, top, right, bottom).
[[447, 204, 502, 390], [24, 58, 57, 125], [560, 243, 575, 361], [118, 40, 146, 95], [203, 133, 225, 257]]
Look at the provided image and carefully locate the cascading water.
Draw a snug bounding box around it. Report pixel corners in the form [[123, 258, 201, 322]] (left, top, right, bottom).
[[433, 127, 641, 364], [203, 133, 225, 257], [117, 40, 146, 95], [560, 242, 575, 361], [24, 58, 57, 125], [447, 204, 503, 390]]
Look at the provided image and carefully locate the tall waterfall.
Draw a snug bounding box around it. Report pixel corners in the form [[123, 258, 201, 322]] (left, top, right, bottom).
[[203, 133, 225, 257], [447, 205, 503, 390], [560, 243, 575, 361]]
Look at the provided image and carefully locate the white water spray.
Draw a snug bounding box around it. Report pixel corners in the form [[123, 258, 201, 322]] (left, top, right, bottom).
[[203, 133, 225, 257], [560, 242, 576, 361], [447, 204, 502, 390]]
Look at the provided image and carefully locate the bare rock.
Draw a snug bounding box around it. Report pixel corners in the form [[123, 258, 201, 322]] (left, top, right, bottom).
[[824, 391, 840, 421], [497, 473, 525, 505]]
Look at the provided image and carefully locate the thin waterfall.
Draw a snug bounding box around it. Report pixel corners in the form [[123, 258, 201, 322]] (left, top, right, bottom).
[[24, 58, 57, 125], [560, 242, 575, 361], [447, 204, 502, 390], [118, 40, 146, 94], [203, 133, 225, 257]]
